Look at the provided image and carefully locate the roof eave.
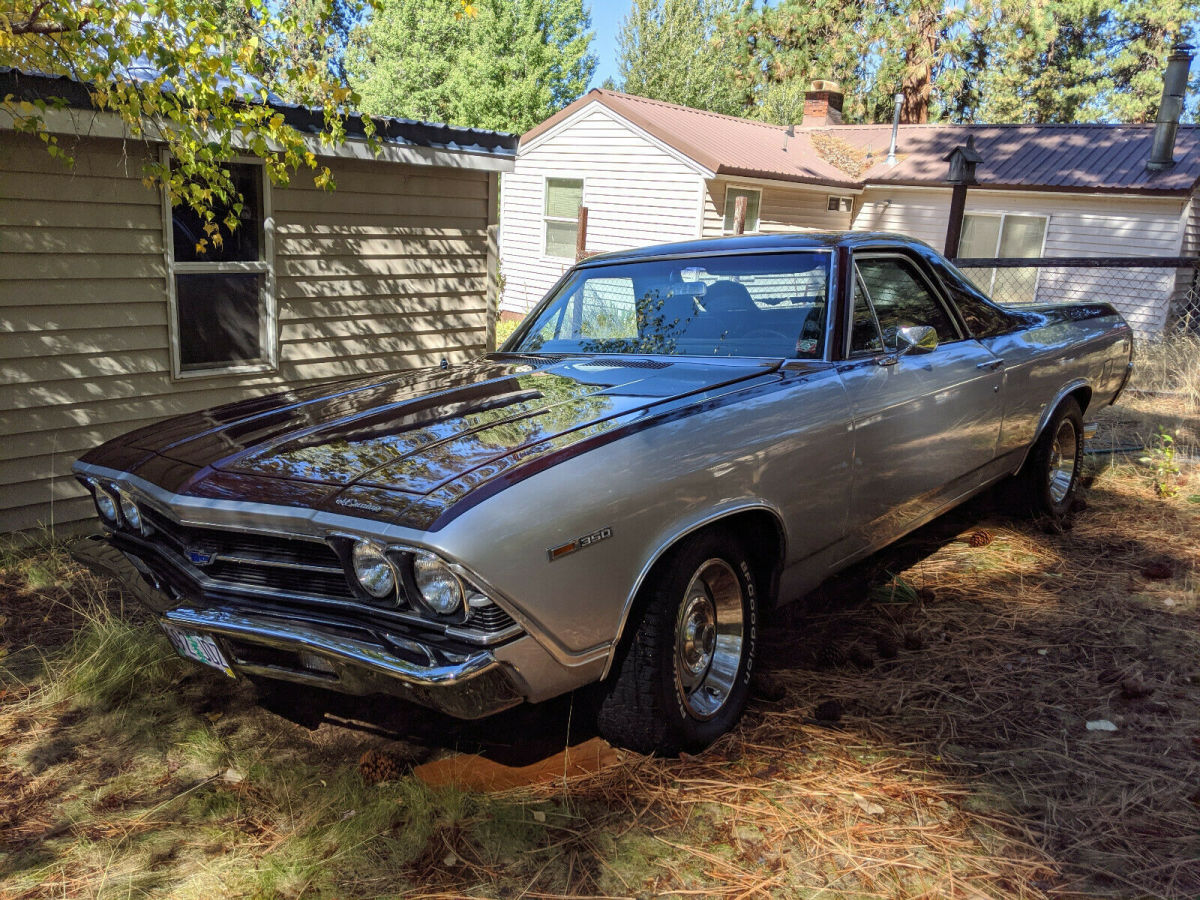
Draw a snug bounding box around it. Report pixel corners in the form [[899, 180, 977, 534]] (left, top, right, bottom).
[[862, 177, 1197, 197]]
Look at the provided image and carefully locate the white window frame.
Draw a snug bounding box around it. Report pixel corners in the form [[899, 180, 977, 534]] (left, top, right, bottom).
[[161, 149, 277, 380], [960, 211, 1049, 298], [542, 176, 584, 260], [827, 195, 853, 213], [722, 186, 762, 234]]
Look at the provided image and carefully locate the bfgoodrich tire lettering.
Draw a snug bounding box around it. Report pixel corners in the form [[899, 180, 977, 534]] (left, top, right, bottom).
[[595, 529, 758, 755]]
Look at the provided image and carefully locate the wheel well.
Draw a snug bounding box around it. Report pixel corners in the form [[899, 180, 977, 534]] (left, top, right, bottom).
[[1067, 386, 1092, 417], [666, 510, 785, 608]]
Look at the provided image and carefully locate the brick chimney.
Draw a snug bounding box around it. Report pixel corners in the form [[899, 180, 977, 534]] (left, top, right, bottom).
[[803, 79, 843, 127]]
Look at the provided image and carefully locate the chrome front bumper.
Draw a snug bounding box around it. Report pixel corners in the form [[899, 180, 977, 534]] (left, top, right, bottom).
[[71, 534, 524, 719]]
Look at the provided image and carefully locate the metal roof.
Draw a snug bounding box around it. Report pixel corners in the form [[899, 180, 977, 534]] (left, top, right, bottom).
[[0, 67, 519, 159], [523, 90, 1200, 196]]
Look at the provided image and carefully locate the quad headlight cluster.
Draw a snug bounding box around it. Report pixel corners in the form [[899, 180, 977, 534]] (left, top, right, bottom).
[[345, 539, 478, 621], [84, 479, 148, 535]]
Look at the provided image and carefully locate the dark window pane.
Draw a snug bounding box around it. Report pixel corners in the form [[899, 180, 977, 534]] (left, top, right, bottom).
[[927, 257, 1014, 337], [172, 163, 263, 263], [856, 257, 957, 349], [850, 275, 883, 354], [176, 273, 265, 369]]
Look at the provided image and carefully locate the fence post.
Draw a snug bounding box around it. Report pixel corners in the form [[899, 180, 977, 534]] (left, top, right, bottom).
[[734, 195, 748, 235], [575, 205, 589, 262], [944, 183, 967, 258]]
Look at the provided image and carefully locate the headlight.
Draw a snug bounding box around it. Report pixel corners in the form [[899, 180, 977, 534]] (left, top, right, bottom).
[[118, 493, 143, 532], [351, 541, 396, 598], [93, 484, 119, 524], [413, 550, 463, 615]]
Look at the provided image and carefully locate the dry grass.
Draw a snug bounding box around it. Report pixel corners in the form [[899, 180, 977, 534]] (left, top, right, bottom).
[[2, 391, 1199, 899]]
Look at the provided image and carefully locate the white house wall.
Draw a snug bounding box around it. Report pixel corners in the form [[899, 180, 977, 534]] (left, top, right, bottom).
[[700, 180, 854, 237], [499, 106, 706, 316], [854, 187, 1189, 337]]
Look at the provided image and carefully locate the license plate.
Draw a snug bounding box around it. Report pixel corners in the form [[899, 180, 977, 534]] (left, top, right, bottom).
[[162, 624, 236, 678]]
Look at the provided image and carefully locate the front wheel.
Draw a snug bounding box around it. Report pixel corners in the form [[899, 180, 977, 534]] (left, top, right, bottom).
[[595, 529, 758, 755], [1012, 397, 1084, 521]]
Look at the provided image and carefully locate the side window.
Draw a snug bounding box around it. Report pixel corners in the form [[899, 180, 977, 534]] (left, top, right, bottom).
[[544, 178, 583, 259], [850, 274, 883, 355], [926, 257, 1013, 337], [855, 257, 958, 351], [167, 159, 275, 377]]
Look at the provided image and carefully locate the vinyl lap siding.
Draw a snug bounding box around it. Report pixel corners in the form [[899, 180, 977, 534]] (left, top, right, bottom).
[[0, 133, 492, 534], [853, 187, 1187, 336], [499, 107, 705, 316], [700, 180, 854, 237]]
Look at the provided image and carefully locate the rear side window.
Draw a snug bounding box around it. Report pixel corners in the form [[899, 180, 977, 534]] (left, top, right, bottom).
[[926, 257, 1015, 338], [852, 256, 959, 353]]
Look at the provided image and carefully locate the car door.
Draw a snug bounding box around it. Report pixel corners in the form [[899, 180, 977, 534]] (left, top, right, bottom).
[[835, 252, 1005, 554]]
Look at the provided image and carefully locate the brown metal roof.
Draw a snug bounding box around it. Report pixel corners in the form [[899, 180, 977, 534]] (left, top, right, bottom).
[[522, 90, 1200, 195], [522, 90, 859, 188]]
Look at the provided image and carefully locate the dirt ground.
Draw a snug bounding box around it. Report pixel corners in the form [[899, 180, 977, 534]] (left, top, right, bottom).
[[2, 391, 1199, 899]]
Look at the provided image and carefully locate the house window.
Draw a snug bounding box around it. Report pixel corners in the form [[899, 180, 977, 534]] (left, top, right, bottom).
[[544, 177, 583, 259], [828, 195, 853, 213], [722, 187, 761, 233], [164, 156, 275, 377], [959, 212, 1048, 303]]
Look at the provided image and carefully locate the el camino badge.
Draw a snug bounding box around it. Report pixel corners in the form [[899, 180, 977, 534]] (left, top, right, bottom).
[[548, 527, 612, 562]]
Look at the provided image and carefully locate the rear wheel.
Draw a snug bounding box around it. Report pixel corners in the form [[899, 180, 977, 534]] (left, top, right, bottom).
[[1012, 397, 1084, 521], [596, 529, 758, 755]]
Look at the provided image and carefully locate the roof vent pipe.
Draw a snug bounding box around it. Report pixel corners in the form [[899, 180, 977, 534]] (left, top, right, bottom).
[[1147, 43, 1193, 172], [886, 92, 903, 166]]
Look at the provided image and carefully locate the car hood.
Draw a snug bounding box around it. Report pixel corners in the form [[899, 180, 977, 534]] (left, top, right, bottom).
[[86, 355, 781, 528]]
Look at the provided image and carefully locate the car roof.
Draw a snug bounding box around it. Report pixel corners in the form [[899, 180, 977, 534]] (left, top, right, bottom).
[[576, 231, 936, 267]]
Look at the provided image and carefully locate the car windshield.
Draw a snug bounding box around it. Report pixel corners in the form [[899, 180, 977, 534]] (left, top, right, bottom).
[[507, 252, 831, 358]]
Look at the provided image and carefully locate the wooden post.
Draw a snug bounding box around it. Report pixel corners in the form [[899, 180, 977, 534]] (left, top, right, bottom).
[[734, 195, 748, 235], [944, 183, 968, 259], [575, 205, 588, 261]]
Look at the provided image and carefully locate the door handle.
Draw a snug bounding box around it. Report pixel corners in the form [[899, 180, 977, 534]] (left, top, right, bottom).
[[977, 358, 1004, 371]]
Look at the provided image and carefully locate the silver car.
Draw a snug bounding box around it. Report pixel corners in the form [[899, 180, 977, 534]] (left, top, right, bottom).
[[74, 233, 1133, 754]]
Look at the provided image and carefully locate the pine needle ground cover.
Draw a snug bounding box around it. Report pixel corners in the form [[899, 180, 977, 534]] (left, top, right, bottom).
[[1, 379, 1198, 899]]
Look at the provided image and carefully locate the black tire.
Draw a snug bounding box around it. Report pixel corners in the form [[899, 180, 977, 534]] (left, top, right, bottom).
[[1012, 397, 1084, 521], [595, 528, 758, 755]]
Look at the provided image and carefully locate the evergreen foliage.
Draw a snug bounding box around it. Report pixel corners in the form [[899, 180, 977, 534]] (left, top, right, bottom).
[[348, 0, 595, 133], [615, 0, 746, 116]]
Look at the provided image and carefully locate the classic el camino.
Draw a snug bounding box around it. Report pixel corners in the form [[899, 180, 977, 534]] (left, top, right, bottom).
[[74, 233, 1133, 753]]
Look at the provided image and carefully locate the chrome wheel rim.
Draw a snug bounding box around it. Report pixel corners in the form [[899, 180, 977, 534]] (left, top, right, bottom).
[[674, 558, 745, 720], [1048, 419, 1078, 504]]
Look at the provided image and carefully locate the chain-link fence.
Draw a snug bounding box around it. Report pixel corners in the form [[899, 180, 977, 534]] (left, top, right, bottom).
[[953, 256, 1200, 341]]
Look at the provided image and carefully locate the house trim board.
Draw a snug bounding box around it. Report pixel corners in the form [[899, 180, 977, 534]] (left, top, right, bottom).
[[3, 107, 516, 172]]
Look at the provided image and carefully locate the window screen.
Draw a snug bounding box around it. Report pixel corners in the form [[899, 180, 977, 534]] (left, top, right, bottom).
[[544, 178, 583, 259]]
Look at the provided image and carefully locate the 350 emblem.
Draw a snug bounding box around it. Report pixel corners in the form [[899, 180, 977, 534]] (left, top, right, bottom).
[[547, 526, 613, 561]]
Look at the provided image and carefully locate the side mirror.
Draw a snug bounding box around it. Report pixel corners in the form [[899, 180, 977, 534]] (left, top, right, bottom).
[[878, 325, 938, 366], [896, 325, 938, 355]]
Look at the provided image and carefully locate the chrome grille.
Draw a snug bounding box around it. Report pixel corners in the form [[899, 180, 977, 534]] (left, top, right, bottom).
[[469, 603, 517, 632], [140, 506, 355, 602], [136, 506, 520, 637]]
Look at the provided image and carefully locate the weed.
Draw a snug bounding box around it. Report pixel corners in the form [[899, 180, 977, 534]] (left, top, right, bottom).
[[494, 317, 521, 346], [1139, 425, 1182, 497]]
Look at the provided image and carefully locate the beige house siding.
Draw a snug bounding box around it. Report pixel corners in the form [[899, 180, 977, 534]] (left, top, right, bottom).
[[499, 105, 706, 316], [0, 133, 495, 534], [853, 186, 1188, 336], [700, 180, 854, 238]]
